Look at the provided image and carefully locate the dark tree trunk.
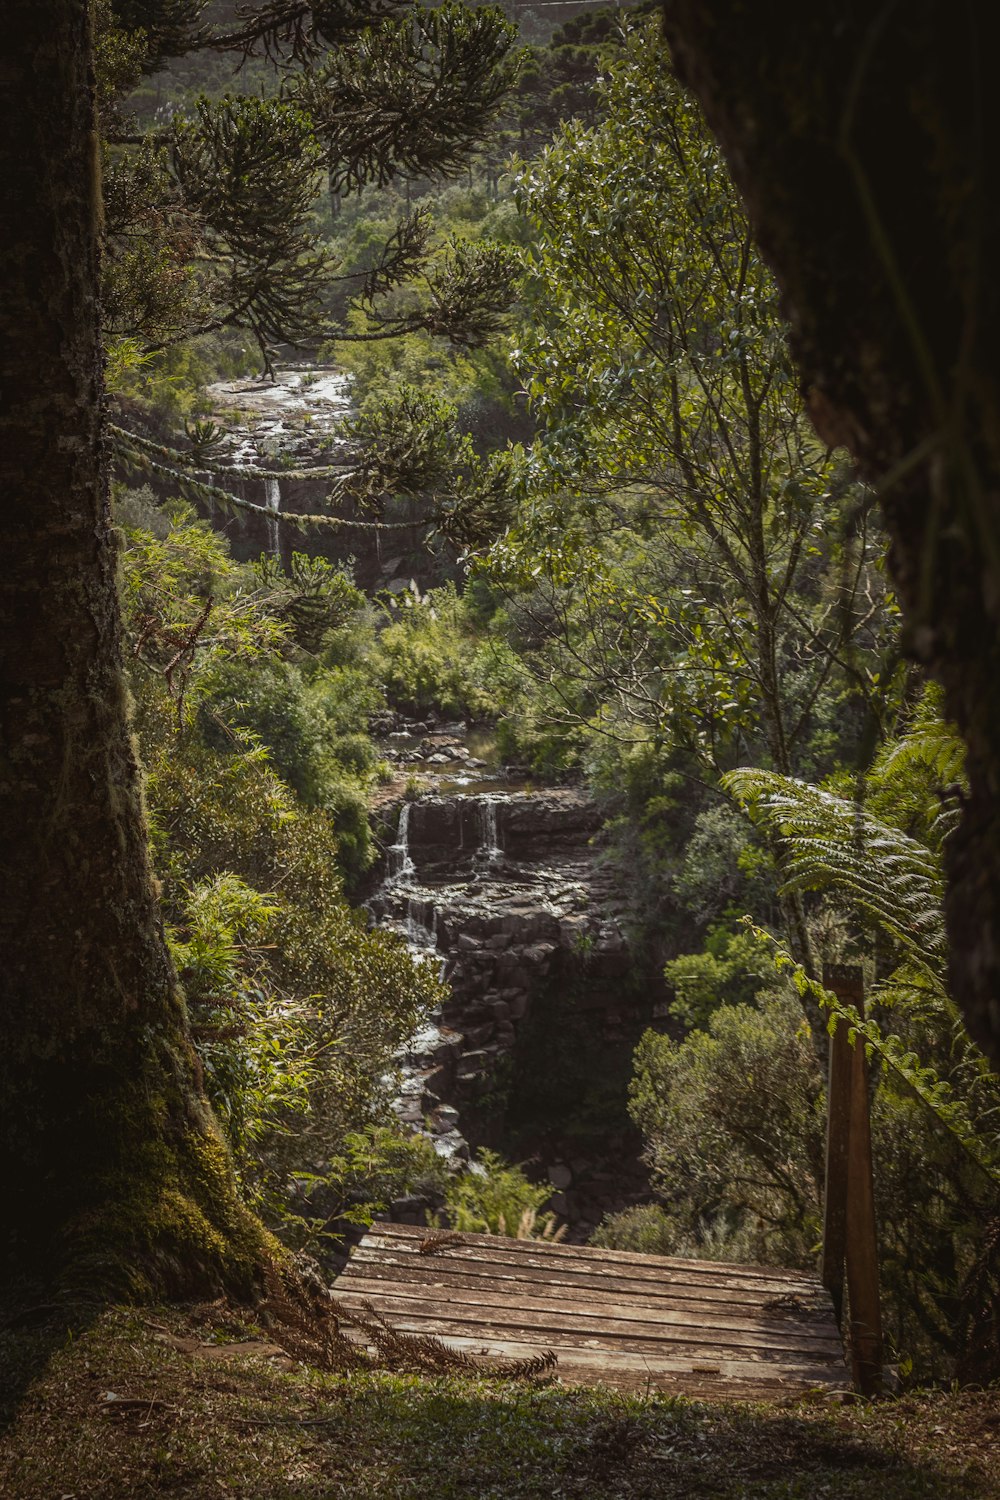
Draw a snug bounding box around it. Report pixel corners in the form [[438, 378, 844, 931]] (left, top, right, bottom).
[[0, 1, 269, 1296], [661, 0, 1000, 1064]]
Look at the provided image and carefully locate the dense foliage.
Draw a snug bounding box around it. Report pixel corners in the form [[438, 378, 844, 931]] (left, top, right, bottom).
[[119, 486, 445, 1242], [96, 4, 999, 1384]]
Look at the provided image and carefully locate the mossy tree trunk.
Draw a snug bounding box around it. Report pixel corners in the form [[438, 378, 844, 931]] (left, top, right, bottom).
[[0, 1, 271, 1297], [661, 0, 1000, 1065]]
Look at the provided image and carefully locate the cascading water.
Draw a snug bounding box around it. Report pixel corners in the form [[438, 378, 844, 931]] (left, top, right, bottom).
[[264, 476, 281, 558], [381, 802, 441, 964], [476, 794, 503, 868], [367, 782, 645, 1221], [388, 800, 416, 881]]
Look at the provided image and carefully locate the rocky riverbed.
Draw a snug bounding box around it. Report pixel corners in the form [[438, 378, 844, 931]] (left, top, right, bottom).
[[367, 721, 663, 1241]]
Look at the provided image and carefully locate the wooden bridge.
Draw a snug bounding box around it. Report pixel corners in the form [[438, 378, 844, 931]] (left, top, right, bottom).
[[332, 967, 892, 1401], [332, 1222, 848, 1400]]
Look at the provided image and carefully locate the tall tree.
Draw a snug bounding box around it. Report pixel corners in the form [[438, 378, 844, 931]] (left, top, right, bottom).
[[659, 1, 1000, 1066], [0, 0, 514, 1297], [0, 1, 271, 1295], [506, 33, 883, 783]]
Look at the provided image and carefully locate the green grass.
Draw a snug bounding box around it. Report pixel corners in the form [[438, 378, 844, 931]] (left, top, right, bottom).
[[1, 1306, 997, 1498]]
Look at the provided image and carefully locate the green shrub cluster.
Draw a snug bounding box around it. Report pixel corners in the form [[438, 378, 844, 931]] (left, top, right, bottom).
[[119, 487, 444, 1246], [372, 583, 493, 720], [442, 1149, 560, 1239]]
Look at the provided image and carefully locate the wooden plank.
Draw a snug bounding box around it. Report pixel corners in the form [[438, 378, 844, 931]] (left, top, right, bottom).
[[336, 1273, 843, 1354], [347, 1246, 833, 1314], [339, 1285, 841, 1364], [359, 1231, 827, 1295], [336, 1328, 840, 1397], [333, 1293, 845, 1372], [361, 1231, 824, 1298], [335, 1303, 846, 1385], [437, 1336, 845, 1393], [337, 1317, 842, 1389], [369, 1222, 816, 1284], [340, 1260, 833, 1332], [335, 1221, 847, 1399]]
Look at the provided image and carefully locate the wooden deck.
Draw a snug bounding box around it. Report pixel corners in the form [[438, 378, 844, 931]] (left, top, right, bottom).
[[332, 1222, 849, 1400]]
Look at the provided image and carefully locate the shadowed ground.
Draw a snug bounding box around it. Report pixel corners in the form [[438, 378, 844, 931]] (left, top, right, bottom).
[[1, 1304, 997, 1499]]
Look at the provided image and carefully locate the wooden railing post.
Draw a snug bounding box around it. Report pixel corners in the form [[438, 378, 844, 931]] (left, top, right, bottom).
[[820, 966, 853, 1325], [821, 964, 883, 1395]]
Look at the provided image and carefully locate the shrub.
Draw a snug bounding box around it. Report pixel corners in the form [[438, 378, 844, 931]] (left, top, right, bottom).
[[120, 490, 444, 1247], [590, 1204, 675, 1255], [443, 1149, 560, 1238], [372, 584, 490, 719], [663, 925, 776, 1030], [629, 986, 825, 1268]]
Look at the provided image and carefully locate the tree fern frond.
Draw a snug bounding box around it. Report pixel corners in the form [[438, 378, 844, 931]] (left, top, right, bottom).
[[874, 711, 966, 791], [753, 930, 1000, 1188], [724, 768, 947, 976]]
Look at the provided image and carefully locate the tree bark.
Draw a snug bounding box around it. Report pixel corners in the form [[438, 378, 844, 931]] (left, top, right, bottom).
[[0, 1, 270, 1296], [661, 0, 1000, 1064]]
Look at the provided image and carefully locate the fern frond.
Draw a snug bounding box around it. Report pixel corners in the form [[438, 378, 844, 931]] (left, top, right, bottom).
[[724, 769, 946, 976], [753, 931, 1000, 1189], [874, 710, 966, 791]]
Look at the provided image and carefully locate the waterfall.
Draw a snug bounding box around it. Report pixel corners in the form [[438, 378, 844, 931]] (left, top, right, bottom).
[[476, 794, 503, 865], [388, 800, 416, 882], [381, 807, 443, 974], [405, 895, 439, 954], [264, 477, 281, 558]]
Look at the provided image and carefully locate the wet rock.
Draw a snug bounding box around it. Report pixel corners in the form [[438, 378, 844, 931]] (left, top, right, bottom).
[[368, 785, 657, 1236], [389, 1194, 432, 1224], [433, 1130, 469, 1163], [457, 1049, 492, 1079], [430, 1104, 461, 1132]]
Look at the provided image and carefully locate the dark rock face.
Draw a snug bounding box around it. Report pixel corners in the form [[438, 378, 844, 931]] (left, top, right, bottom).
[[397, 790, 603, 875], [370, 788, 660, 1239], [500, 791, 603, 861]]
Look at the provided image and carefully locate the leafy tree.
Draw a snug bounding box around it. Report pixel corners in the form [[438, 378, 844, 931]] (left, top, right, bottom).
[[473, 27, 894, 993], [500, 26, 887, 782]]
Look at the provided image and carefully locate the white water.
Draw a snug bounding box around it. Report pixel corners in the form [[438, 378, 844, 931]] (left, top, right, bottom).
[[264, 476, 281, 558], [476, 794, 504, 867], [388, 800, 416, 882]]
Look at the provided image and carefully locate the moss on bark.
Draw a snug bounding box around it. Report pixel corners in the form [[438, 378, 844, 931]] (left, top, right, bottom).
[[0, 1, 274, 1299]]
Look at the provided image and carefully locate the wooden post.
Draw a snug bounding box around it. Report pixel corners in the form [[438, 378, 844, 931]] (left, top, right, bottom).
[[821, 964, 883, 1395], [820, 969, 853, 1325]]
